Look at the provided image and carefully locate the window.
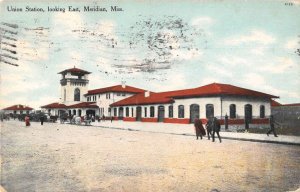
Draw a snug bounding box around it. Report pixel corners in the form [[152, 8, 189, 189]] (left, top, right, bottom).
[[122, 92, 126, 96], [229, 104, 236, 118], [168, 105, 173, 118], [20, 111, 23, 114], [98, 94, 101, 98], [131, 108, 134, 117], [64, 88, 66, 101], [260, 105, 265, 118], [74, 88, 80, 101], [206, 104, 214, 118], [26, 111, 29, 114], [106, 93, 111, 99], [144, 107, 147, 117], [117, 92, 121, 96], [126, 107, 129, 117], [178, 105, 184, 118], [150, 106, 155, 117], [114, 108, 117, 116]]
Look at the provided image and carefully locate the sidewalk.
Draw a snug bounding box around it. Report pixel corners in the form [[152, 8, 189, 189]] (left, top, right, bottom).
[[91, 120, 300, 146]]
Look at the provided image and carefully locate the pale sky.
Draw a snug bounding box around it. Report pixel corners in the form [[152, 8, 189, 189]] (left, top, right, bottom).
[[0, 0, 300, 109]]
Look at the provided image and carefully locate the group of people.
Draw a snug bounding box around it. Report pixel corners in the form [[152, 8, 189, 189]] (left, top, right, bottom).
[[194, 116, 222, 143], [194, 115, 280, 142], [24, 115, 45, 126]]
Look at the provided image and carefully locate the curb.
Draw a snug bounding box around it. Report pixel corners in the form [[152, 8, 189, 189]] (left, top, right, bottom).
[[92, 125, 300, 146]]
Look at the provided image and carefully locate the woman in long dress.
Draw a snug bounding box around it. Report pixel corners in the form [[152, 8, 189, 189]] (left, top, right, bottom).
[[25, 115, 30, 126]]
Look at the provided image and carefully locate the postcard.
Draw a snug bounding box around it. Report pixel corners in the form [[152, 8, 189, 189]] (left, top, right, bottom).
[[0, 0, 299, 191]]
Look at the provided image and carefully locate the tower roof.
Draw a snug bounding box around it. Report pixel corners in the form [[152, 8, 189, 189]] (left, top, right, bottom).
[[58, 67, 91, 75]]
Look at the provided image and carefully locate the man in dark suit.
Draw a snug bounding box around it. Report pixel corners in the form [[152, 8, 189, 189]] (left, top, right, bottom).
[[267, 115, 279, 137], [212, 117, 222, 143]]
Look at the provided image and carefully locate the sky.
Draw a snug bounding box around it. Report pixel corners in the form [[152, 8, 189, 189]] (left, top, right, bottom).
[[0, 0, 300, 109]]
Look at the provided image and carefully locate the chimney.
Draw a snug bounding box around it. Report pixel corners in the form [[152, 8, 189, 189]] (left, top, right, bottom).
[[121, 81, 126, 88], [145, 91, 150, 97]]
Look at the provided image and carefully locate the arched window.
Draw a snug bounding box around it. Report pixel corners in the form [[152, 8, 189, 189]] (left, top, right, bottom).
[[126, 107, 129, 117], [114, 108, 117, 116], [206, 104, 214, 118], [168, 105, 173, 118], [229, 104, 236, 119], [260, 105, 265, 118], [150, 106, 155, 117], [74, 88, 80, 101], [178, 105, 185, 118]]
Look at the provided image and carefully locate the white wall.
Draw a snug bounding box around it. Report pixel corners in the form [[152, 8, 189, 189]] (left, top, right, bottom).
[[3, 110, 33, 115], [111, 96, 271, 120], [222, 96, 270, 118], [86, 92, 136, 117]]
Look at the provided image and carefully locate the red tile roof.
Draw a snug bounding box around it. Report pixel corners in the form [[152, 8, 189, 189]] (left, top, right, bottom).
[[67, 102, 98, 108], [41, 102, 98, 109], [271, 100, 282, 107], [86, 85, 145, 95], [282, 103, 300, 107], [171, 83, 279, 99], [111, 92, 174, 106], [41, 102, 67, 109], [111, 83, 279, 107], [58, 67, 91, 75], [2, 104, 34, 111]]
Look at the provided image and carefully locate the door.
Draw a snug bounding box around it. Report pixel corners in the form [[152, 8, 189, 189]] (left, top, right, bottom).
[[158, 106, 165, 122], [118, 107, 124, 120], [136, 107, 142, 121], [190, 104, 200, 123], [244, 104, 252, 123]]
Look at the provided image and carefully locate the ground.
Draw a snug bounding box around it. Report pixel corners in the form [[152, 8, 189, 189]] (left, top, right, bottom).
[[1, 120, 300, 192]]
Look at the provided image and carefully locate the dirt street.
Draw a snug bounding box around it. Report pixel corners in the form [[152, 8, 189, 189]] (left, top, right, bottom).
[[1, 120, 299, 192]]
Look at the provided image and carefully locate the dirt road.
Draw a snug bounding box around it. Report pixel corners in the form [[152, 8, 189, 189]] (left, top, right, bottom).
[[1, 120, 299, 192]]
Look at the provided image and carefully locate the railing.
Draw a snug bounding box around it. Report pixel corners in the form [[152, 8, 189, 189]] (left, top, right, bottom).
[[60, 78, 89, 86]]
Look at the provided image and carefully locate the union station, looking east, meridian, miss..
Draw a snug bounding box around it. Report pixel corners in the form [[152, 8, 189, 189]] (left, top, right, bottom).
[[3, 67, 279, 129]]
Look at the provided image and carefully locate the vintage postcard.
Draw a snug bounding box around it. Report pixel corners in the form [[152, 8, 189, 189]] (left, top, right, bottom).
[[0, 0, 299, 191]]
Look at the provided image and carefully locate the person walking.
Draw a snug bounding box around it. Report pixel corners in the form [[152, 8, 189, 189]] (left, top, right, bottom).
[[206, 117, 213, 140], [40, 115, 45, 125], [25, 115, 30, 126], [267, 115, 279, 137], [212, 117, 222, 143], [194, 118, 206, 140]]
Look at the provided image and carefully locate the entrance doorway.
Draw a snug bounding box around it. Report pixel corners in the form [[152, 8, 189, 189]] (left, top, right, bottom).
[[158, 106, 165, 122], [136, 107, 142, 121]]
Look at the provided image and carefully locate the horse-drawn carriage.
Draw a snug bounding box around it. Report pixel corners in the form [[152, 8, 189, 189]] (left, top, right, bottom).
[[59, 112, 92, 126]]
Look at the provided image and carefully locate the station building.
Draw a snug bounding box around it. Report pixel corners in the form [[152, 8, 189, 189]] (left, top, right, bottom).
[[41, 67, 279, 128], [41, 67, 145, 117], [2, 104, 34, 115], [110, 83, 278, 128]]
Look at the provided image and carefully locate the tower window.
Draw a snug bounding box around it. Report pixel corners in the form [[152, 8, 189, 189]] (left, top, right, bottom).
[[74, 88, 80, 101]]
